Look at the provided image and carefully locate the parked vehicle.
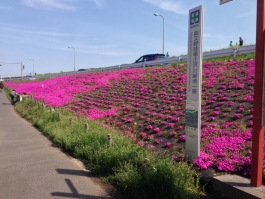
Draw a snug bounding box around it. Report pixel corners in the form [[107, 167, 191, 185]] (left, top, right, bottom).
[[25, 75, 36, 80], [78, 69, 90, 72], [135, 53, 165, 63]]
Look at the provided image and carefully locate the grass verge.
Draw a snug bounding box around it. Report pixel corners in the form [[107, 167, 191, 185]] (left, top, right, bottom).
[[5, 89, 203, 199]]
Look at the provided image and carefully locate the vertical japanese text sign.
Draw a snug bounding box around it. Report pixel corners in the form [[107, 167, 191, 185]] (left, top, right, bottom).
[[185, 5, 204, 159]]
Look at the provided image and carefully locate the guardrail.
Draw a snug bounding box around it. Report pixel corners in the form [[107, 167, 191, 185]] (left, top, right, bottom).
[[2, 45, 255, 81]]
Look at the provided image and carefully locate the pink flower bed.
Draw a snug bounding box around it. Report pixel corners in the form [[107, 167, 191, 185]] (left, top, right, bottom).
[[5, 59, 265, 177]]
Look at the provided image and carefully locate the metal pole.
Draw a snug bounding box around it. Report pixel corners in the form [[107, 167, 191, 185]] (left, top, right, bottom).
[[162, 15, 164, 54], [251, 0, 265, 187], [21, 62, 22, 79], [73, 47, 75, 72], [154, 13, 165, 54], [68, 46, 75, 72], [28, 58, 34, 75], [33, 59, 34, 75]]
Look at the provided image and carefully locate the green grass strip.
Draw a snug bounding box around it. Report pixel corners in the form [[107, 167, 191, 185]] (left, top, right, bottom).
[[4, 88, 202, 199]]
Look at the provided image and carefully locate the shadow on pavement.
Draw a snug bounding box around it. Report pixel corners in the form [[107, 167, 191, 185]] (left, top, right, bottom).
[[56, 168, 89, 177], [51, 179, 112, 199], [2, 103, 12, 105]]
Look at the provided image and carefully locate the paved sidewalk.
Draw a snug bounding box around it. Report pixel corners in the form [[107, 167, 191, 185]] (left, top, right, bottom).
[[0, 91, 116, 199]]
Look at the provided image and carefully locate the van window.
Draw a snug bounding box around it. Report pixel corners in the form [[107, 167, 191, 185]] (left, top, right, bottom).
[[136, 56, 144, 62]]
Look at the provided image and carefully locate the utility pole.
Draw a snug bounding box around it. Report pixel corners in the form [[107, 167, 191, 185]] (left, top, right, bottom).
[[21, 62, 22, 79]]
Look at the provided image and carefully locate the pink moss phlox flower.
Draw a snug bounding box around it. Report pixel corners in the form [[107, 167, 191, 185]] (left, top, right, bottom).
[[172, 155, 178, 161], [228, 101, 234, 106], [211, 111, 219, 116], [6, 59, 260, 175], [172, 117, 180, 122], [222, 122, 230, 128], [148, 144, 155, 149], [127, 118, 133, 123], [146, 125, 153, 130], [236, 83, 244, 89], [146, 135, 154, 140], [153, 127, 161, 132], [158, 114, 165, 119], [166, 115, 173, 120], [217, 102, 225, 106], [234, 113, 243, 119], [248, 121, 253, 126], [6, 68, 145, 107], [178, 125, 183, 130], [137, 141, 145, 147], [164, 142, 172, 148], [193, 151, 213, 170], [168, 123, 175, 128], [140, 132, 147, 138], [160, 121, 167, 125], [179, 135, 186, 141], [157, 132, 163, 137], [238, 107, 244, 112], [214, 107, 220, 111], [209, 116, 215, 121], [216, 158, 235, 172], [154, 139, 163, 144], [171, 131, 177, 136], [140, 115, 146, 120], [121, 117, 127, 121], [151, 112, 157, 117]]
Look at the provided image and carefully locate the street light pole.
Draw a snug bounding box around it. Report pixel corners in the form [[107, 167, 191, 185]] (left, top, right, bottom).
[[154, 13, 164, 54], [68, 46, 75, 72], [28, 58, 34, 75]]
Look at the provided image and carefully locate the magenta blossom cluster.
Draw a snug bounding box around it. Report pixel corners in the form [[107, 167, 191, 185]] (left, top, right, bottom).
[[5, 59, 265, 178]]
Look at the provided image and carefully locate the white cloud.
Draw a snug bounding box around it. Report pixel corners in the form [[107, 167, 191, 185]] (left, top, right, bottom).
[[87, 0, 103, 7], [74, 44, 132, 56], [1, 25, 81, 37], [142, 0, 205, 15], [21, 0, 104, 10], [237, 10, 255, 18], [204, 33, 228, 40], [21, 0, 77, 11], [0, 5, 12, 10]]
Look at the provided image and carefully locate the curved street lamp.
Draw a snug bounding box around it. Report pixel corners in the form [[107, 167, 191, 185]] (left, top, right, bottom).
[[28, 58, 34, 75], [68, 46, 75, 72], [154, 13, 164, 54]]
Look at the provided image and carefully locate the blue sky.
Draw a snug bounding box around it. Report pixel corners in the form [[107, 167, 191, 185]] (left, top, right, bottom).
[[0, 0, 256, 76]]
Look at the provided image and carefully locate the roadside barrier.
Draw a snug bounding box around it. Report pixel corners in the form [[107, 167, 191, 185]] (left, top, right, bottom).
[[2, 45, 255, 81]]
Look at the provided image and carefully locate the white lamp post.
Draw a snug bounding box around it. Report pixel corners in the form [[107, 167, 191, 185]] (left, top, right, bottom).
[[154, 13, 164, 54], [28, 58, 34, 75], [68, 46, 75, 72]]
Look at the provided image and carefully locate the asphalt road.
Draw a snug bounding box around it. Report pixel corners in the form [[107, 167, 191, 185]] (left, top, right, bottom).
[[0, 91, 116, 199]]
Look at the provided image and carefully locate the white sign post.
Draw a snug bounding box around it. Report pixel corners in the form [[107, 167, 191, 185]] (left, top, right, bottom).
[[185, 5, 204, 160], [220, 0, 232, 5]]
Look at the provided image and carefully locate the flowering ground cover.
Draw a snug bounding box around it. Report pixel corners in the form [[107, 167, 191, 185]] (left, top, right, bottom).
[[5, 58, 265, 181]]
